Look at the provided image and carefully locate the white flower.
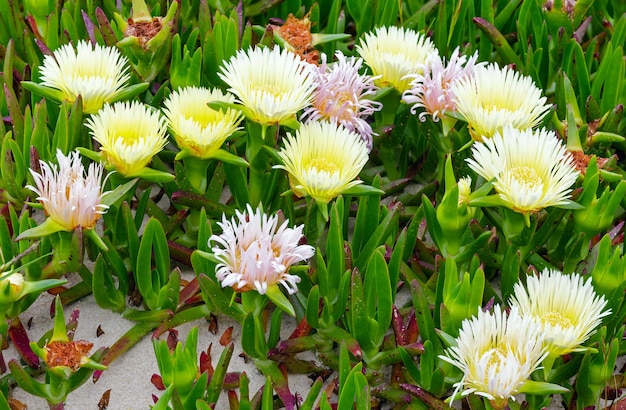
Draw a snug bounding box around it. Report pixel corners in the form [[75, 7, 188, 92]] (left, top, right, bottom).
[[403, 48, 483, 122], [440, 305, 547, 408], [218, 46, 317, 125], [274, 121, 369, 204], [302, 51, 382, 150], [458, 176, 472, 205], [26, 150, 108, 230], [38, 40, 131, 113], [466, 126, 579, 213], [451, 63, 552, 140], [509, 269, 611, 357], [163, 86, 243, 159], [209, 205, 315, 295], [356, 26, 435, 93], [86, 101, 168, 177]]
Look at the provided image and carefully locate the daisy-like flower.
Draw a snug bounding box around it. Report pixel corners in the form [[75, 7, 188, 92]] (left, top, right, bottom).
[[509, 269, 611, 358], [163, 86, 243, 159], [218, 46, 317, 125], [440, 305, 547, 409], [403, 48, 482, 122], [302, 51, 382, 151], [209, 205, 315, 295], [466, 126, 579, 214], [26, 150, 108, 231], [451, 63, 552, 140], [274, 120, 369, 204], [86, 101, 168, 177], [38, 40, 131, 114], [356, 26, 435, 93]]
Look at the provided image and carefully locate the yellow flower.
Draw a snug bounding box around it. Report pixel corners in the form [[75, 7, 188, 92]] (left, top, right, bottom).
[[38, 40, 131, 113], [451, 63, 552, 140], [466, 126, 579, 214], [26, 150, 108, 231], [86, 101, 168, 177], [218, 46, 317, 125], [163, 86, 243, 159], [440, 305, 547, 408], [509, 269, 611, 357], [275, 121, 369, 204], [356, 26, 435, 93]]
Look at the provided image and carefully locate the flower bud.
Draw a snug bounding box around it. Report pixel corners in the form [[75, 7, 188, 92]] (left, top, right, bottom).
[[115, 0, 179, 82]]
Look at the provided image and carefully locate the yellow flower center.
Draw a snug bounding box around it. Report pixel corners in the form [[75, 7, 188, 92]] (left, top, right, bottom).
[[509, 166, 542, 191], [308, 157, 339, 174], [258, 84, 285, 100], [483, 347, 506, 384], [542, 311, 573, 329]]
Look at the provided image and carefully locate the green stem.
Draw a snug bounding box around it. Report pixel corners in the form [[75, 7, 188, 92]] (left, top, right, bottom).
[[152, 305, 211, 339], [183, 156, 211, 194], [93, 321, 158, 382], [248, 125, 268, 207]]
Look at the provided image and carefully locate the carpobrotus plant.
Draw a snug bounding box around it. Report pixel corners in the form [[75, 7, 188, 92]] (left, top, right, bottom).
[[1, 0, 626, 409]]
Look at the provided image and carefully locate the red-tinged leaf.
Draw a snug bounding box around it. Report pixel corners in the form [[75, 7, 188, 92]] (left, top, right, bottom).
[[406, 311, 418, 344], [288, 317, 312, 339], [95, 7, 118, 46], [219, 327, 233, 346], [178, 276, 200, 306], [47, 286, 67, 296], [200, 345, 214, 375], [66, 307, 80, 342], [400, 384, 446, 410], [166, 329, 178, 351], [391, 306, 405, 346], [224, 372, 241, 389], [151, 374, 165, 390], [228, 390, 239, 408], [8, 318, 38, 368], [255, 359, 295, 410]]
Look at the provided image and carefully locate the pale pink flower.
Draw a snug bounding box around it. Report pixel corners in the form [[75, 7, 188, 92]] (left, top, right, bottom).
[[26, 150, 109, 230], [209, 205, 315, 295], [302, 51, 382, 150], [403, 48, 482, 122]]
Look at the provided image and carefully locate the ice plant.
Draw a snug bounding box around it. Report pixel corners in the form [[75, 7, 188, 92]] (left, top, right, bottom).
[[218, 46, 317, 126], [209, 205, 315, 296], [25, 150, 108, 232], [114, 0, 179, 82], [302, 51, 382, 151], [451, 63, 552, 140], [85, 101, 169, 179], [356, 26, 435, 93], [509, 269, 611, 359], [274, 120, 370, 205], [163, 86, 243, 160], [10, 297, 105, 409], [440, 305, 548, 409], [466, 126, 579, 215], [403, 48, 482, 127], [32, 40, 135, 114]]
